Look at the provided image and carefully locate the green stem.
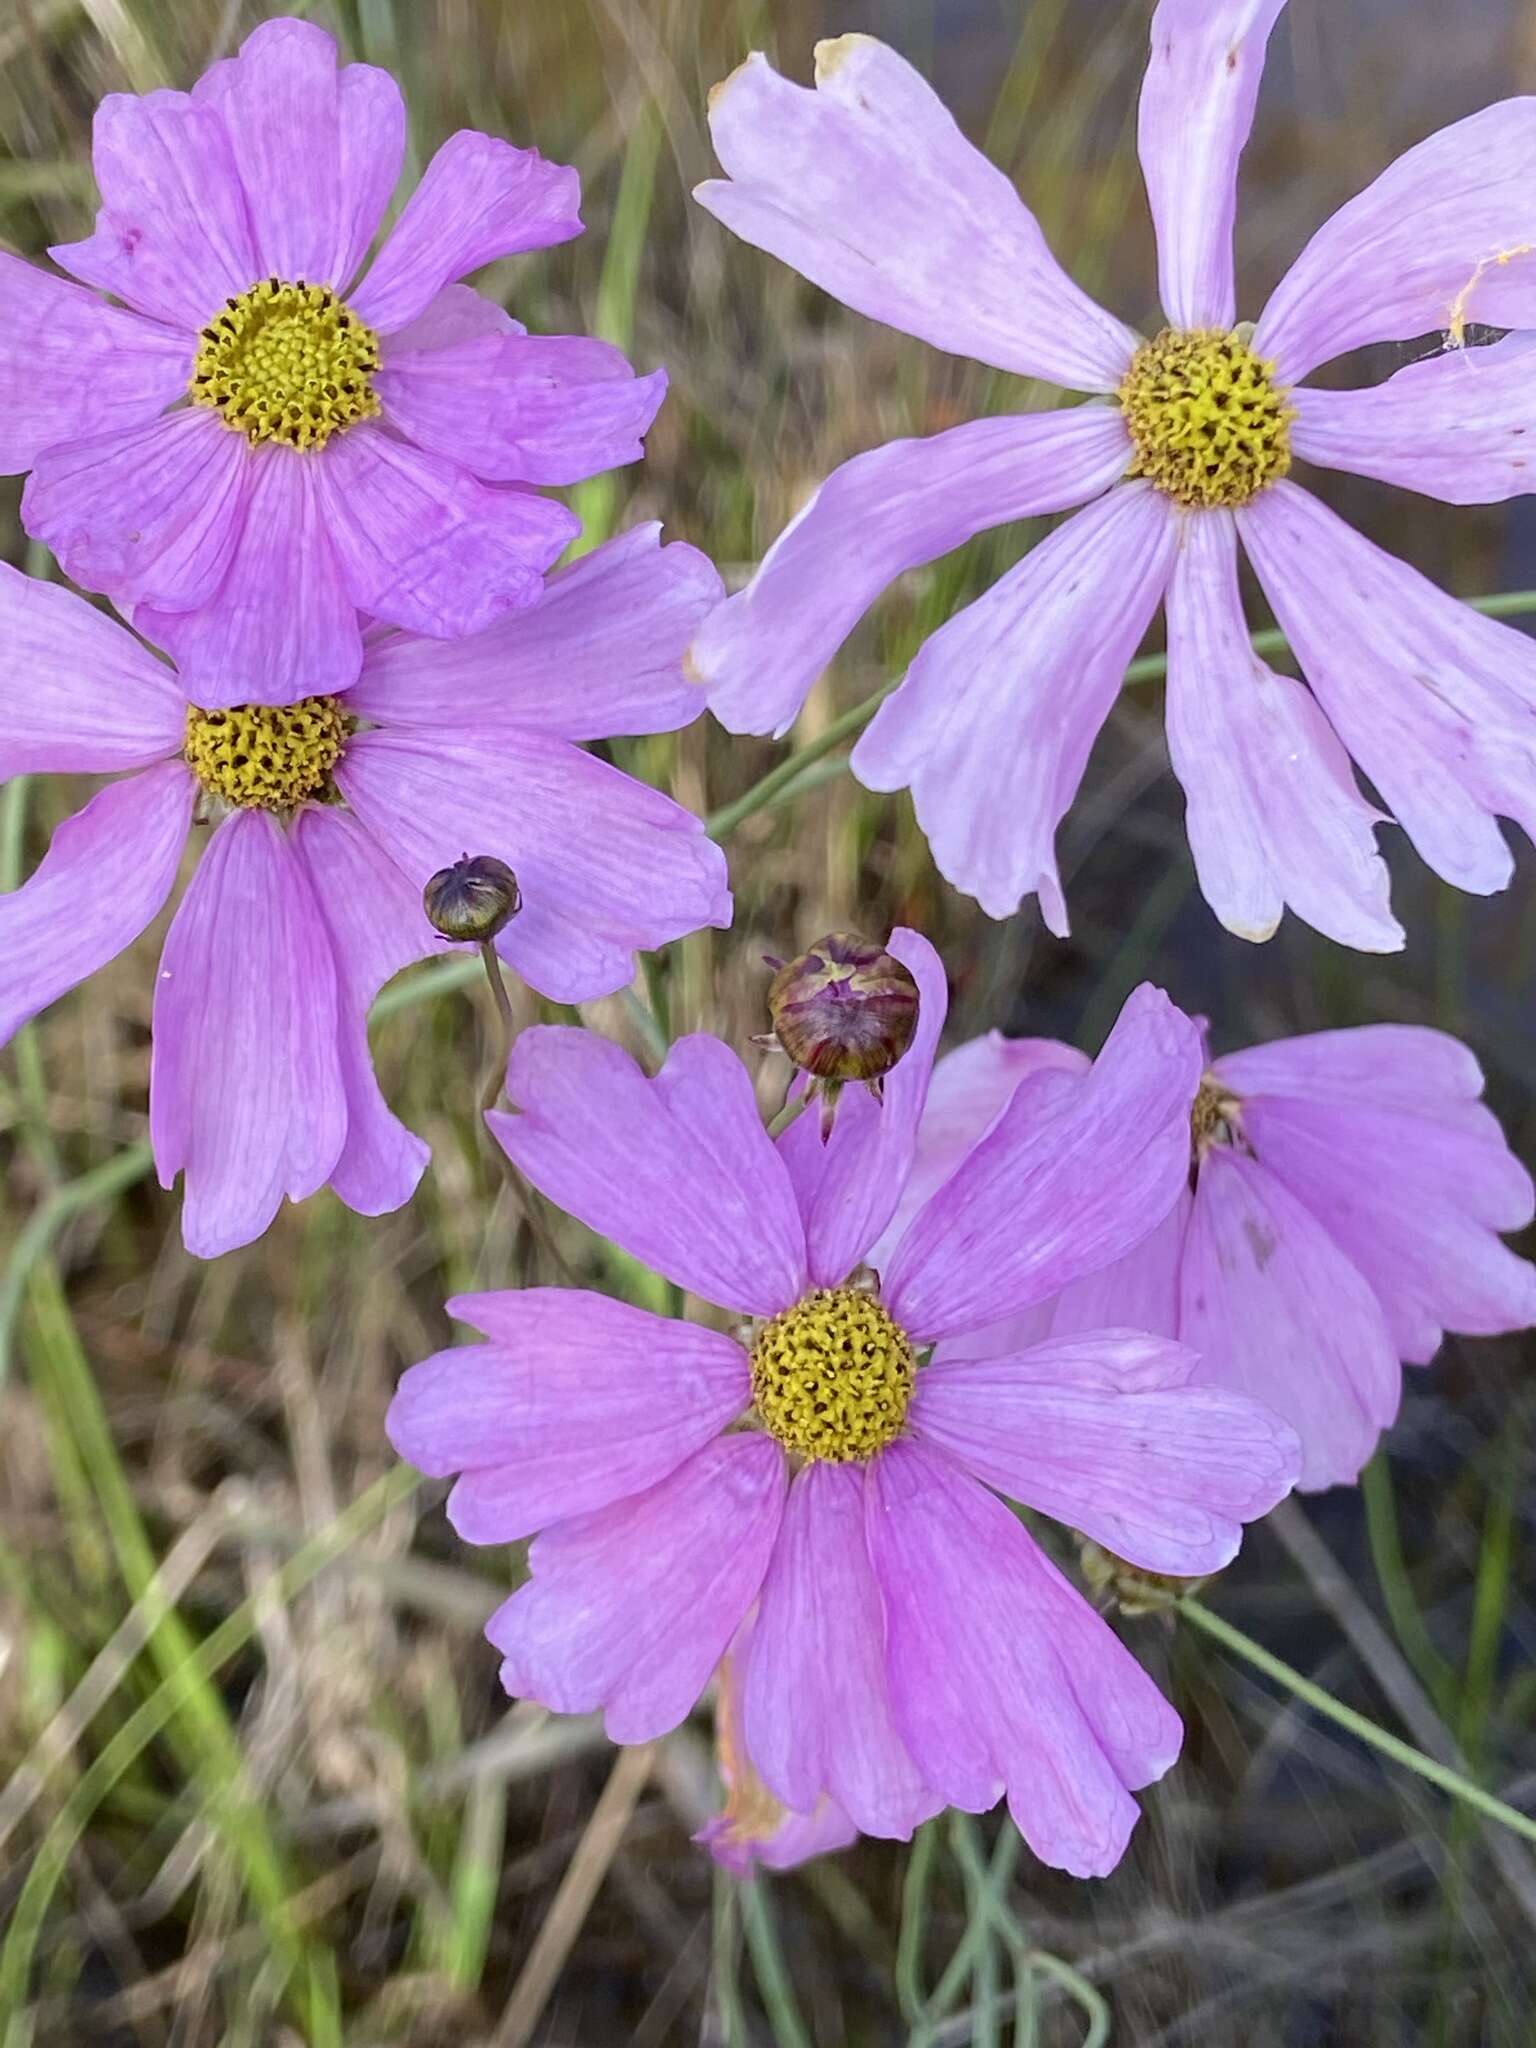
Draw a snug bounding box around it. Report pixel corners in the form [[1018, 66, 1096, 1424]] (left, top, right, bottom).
[[1180, 1595, 1536, 1846], [477, 940, 517, 1117], [765, 1092, 813, 1140], [0, 1142, 154, 1385]]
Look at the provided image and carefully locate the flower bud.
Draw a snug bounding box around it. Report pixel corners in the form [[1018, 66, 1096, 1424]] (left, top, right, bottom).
[[1077, 1539, 1212, 1619], [766, 931, 919, 1086], [423, 854, 521, 943]]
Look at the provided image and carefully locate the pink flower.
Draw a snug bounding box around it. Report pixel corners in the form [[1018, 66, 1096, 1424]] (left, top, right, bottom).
[[691, 5, 1536, 949], [386, 952, 1300, 1878], [882, 1024, 1536, 1491], [0, 527, 729, 1257], [0, 18, 670, 704]]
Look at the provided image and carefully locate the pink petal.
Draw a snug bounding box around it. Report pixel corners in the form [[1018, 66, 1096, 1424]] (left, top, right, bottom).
[[1166, 507, 1401, 951], [697, 42, 1137, 389], [852, 483, 1177, 929], [742, 1463, 937, 1838], [885, 984, 1201, 1343], [1182, 1149, 1401, 1491], [336, 727, 728, 1003], [1291, 335, 1536, 505], [1046, 1184, 1190, 1341], [0, 253, 189, 472], [1138, 0, 1288, 328], [489, 1030, 808, 1316], [487, 1434, 786, 1744], [698, 1801, 858, 1876], [0, 762, 193, 1047], [314, 423, 576, 639], [192, 20, 404, 292], [376, 332, 667, 485], [384, 283, 522, 353], [1238, 481, 1536, 896], [388, 1288, 749, 1541], [911, 1331, 1298, 1577], [23, 409, 250, 616], [694, 405, 1134, 739], [288, 806, 434, 1218], [775, 929, 949, 1287], [150, 810, 347, 1259], [867, 1440, 1182, 1878], [1214, 1022, 1492, 1113], [348, 524, 722, 741], [0, 561, 185, 777], [137, 449, 358, 706], [1255, 99, 1536, 384], [350, 130, 583, 336], [50, 89, 258, 330]]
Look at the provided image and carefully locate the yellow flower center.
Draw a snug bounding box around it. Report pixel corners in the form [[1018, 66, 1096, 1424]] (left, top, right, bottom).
[[1191, 1071, 1242, 1154], [183, 698, 348, 812], [750, 1286, 915, 1464], [1118, 326, 1293, 509], [189, 279, 382, 450]]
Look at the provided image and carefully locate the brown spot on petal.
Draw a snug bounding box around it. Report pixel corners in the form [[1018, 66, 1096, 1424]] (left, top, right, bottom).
[[813, 33, 873, 82], [1242, 1218, 1277, 1271]]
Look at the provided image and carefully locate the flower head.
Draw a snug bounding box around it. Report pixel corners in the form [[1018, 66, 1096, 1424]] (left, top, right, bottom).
[[762, 928, 920, 1137], [691, 5, 1536, 951], [0, 527, 729, 1256], [423, 854, 522, 944], [888, 1023, 1536, 1491], [387, 958, 1301, 1877], [0, 18, 671, 703]]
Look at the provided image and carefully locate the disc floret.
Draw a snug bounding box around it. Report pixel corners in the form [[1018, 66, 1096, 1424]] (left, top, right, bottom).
[[750, 1285, 916, 1463], [190, 278, 382, 450], [1119, 326, 1293, 509], [183, 698, 348, 812]]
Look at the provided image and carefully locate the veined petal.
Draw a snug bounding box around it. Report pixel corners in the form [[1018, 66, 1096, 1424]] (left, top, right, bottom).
[[852, 483, 1176, 929], [0, 561, 185, 777], [1165, 507, 1401, 951], [388, 1290, 750, 1541], [0, 762, 193, 1048], [697, 40, 1137, 389], [488, 1029, 808, 1317], [350, 130, 583, 336], [1138, 0, 1288, 329], [1238, 481, 1536, 896], [885, 983, 1201, 1342], [695, 405, 1134, 740], [487, 1435, 786, 1745], [1255, 98, 1536, 383], [1291, 335, 1536, 505], [1213, 1021, 1492, 1114], [383, 283, 521, 353], [1046, 1185, 1190, 1342], [0, 253, 188, 473], [150, 809, 347, 1258]]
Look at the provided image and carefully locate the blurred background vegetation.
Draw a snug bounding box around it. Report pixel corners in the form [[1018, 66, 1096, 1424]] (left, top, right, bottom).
[[2, 0, 1535, 2042]]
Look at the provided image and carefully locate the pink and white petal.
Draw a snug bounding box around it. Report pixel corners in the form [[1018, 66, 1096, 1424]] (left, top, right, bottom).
[[1239, 483, 1536, 896], [350, 131, 583, 336], [743, 1463, 937, 1839], [852, 482, 1177, 929], [886, 983, 1200, 1343], [0, 253, 189, 472], [149, 810, 347, 1259], [868, 1441, 1182, 1877], [23, 409, 251, 615], [487, 1434, 786, 1745], [0, 562, 185, 777], [377, 332, 667, 485], [384, 283, 522, 354], [1255, 99, 1536, 384], [1046, 1184, 1190, 1341], [775, 930, 948, 1287], [349, 525, 721, 741], [193, 20, 404, 291], [137, 450, 358, 705], [1291, 336, 1536, 506], [0, 762, 192, 1047], [387, 1289, 750, 1540], [698, 41, 1137, 389], [487, 1029, 807, 1317], [1166, 507, 1401, 951], [335, 727, 728, 1003], [1236, 1092, 1536, 1364], [1181, 1149, 1400, 1491], [1213, 1023, 1493, 1117], [696, 405, 1134, 739], [315, 424, 576, 639], [911, 1331, 1299, 1576], [288, 806, 434, 1218], [1138, 0, 1289, 329], [49, 90, 257, 330]]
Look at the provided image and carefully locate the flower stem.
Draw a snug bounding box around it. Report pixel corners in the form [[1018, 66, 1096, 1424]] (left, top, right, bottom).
[[765, 1091, 813, 1140], [707, 586, 1536, 840], [1179, 1595, 1536, 1846], [477, 940, 517, 1116]]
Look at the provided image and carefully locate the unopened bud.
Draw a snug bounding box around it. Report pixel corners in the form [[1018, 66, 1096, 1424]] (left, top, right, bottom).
[[1077, 1539, 1212, 1619], [766, 931, 919, 1086], [423, 853, 521, 943]]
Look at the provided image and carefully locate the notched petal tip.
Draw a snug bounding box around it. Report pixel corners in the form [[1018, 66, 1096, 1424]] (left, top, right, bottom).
[[707, 52, 768, 112], [813, 32, 878, 81]]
